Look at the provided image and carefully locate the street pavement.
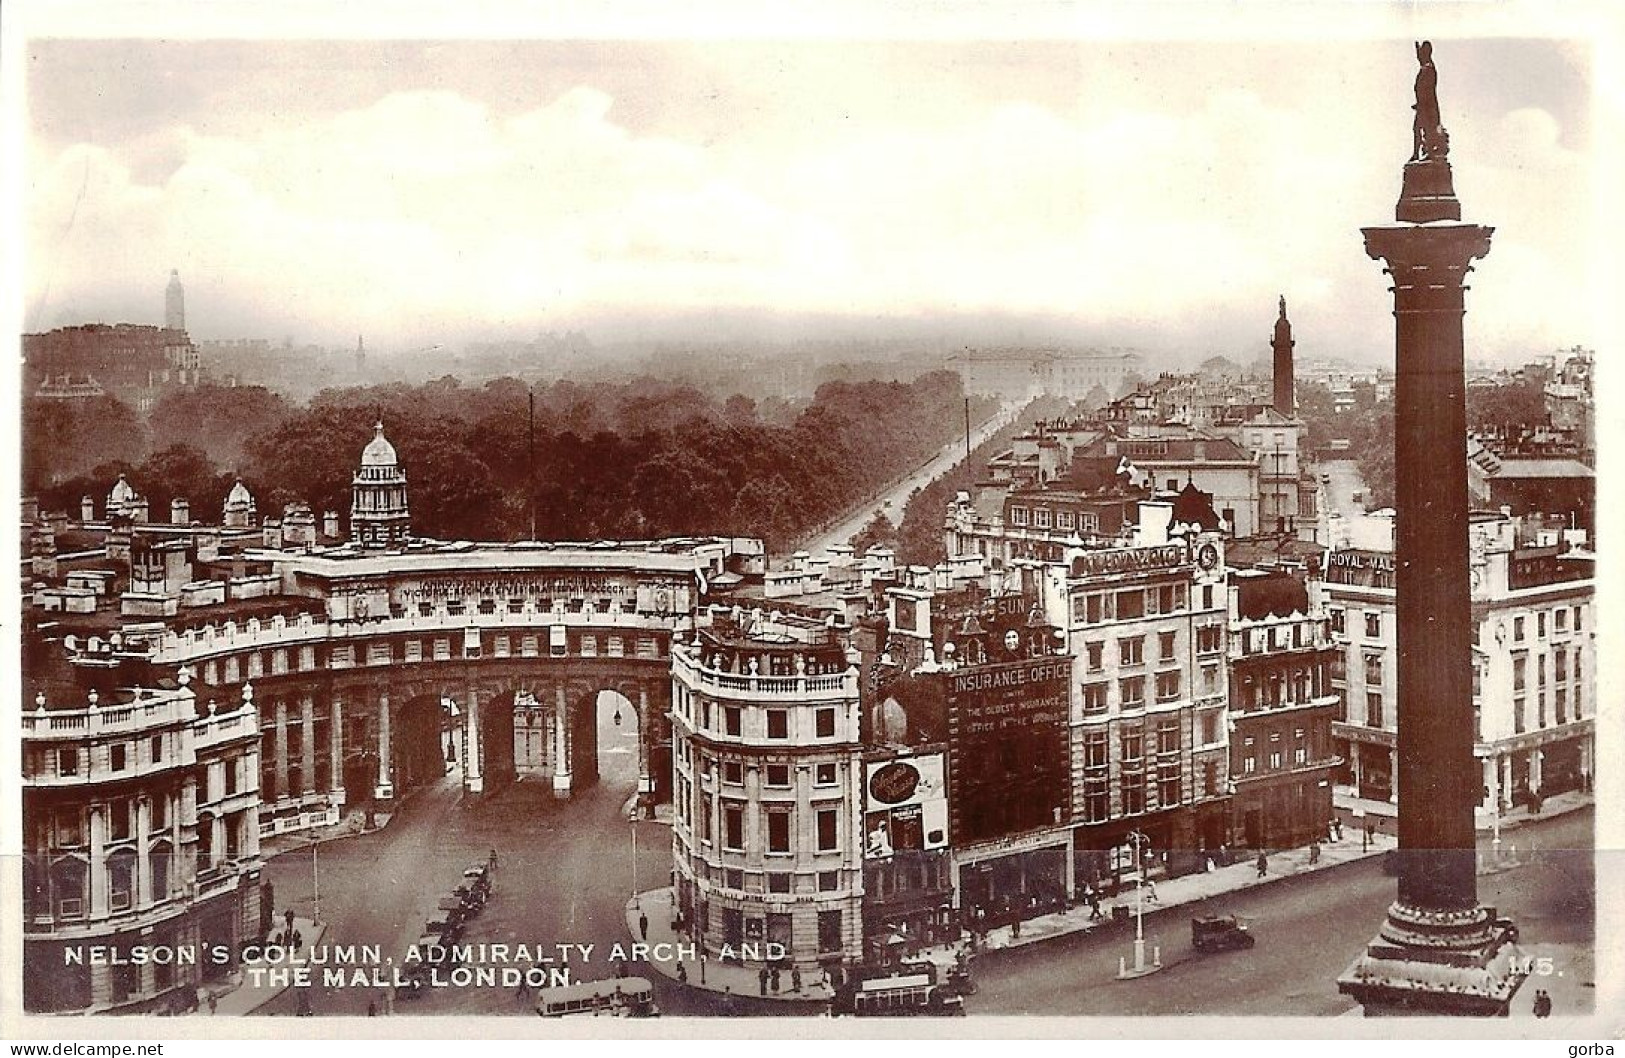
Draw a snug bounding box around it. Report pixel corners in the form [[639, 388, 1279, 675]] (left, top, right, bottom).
[[253, 711, 796, 1017], [965, 807, 1593, 1017]]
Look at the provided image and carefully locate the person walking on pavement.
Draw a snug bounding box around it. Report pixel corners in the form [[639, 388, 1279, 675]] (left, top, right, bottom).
[[1309, 841, 1321, 865], [676, 962, 688, 985], [792, 967, 803, 993], [771, 967, 781, 993], [700, 951, 707, 984], [758, 967, 769, 996], [1144, 879, 1158, 905], [1256, 852, 1268, 878]]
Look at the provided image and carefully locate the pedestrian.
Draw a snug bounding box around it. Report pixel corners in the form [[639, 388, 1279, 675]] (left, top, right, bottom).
[[1309, 841, 1321, 865], [700, 952, 707, 984], [1204, 856, 1216, 873], [792, 967, 803, 993], [489, 847, 499, 870], [639, 911, 649, 941], [1256, 852, 1268, 878], [676, 962, 688, 984], [758, 967, 769, 996], [771, 967, 781, 993], [207, 991, 217, 1015], [1011, 918, 1021, 939], [1144, 879, 1158, 904], [292, 929, 303, 952], [1334, 818, 1344, 842], [285, 908, 295, 933]]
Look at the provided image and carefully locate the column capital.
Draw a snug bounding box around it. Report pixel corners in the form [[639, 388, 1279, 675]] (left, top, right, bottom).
[[1361, 222, 1494, 282]]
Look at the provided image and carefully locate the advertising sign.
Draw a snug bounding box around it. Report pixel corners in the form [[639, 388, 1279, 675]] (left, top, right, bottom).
[[863, 754, 948, 859], [946, 657, 1071, 844], [1324, 549, 1396, 589]]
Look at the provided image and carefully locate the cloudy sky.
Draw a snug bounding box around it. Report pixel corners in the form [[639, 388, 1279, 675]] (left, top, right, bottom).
[[19, 23, 1601, 364]]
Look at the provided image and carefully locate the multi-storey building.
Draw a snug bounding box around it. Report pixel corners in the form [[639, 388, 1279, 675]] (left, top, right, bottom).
[[1319, 513, 1595, 824], [669, 608, 866, 971], [24, 323, 203, 412], [1225, 569, 1341, 849], [21, 674, 266, 1013]]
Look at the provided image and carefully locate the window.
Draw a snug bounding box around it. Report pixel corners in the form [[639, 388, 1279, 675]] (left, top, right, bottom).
[[1555, 607, 1568, 633], [816, 708, 836, 738], [1365, 612, 1382, 639], [1204, 761, 1219, 797], [767, 811, 791, 853], [1122, 772, 1145, 814], [1158, 769, 1180, 805], [1081, 682, 1108, 715], [1084, 730, 1109, 768], [766, 763, 791, 788], [768, 872, 791, 893], [1199, 711, 1220, 746], [1120, 637, 1145, 666], [700, 794, 714, 843], [1269, 750, 1283, 769], [818, 870, 840, 892], [1086, 593, 1111, 624], [722, 761, 744, 785], [1156, 718, 1180, 754], [1554, 647, 1568, 681], [1243, 755, 1257, 775], [54, 809, 85, 848], [1537, 612, 1547, 639], [1366, 692, 1383, 728], [723, 802, 744, 850], [1364, 653, 1383, 686], [1085, 641, 1104, 672], [1159, 630, 1177, 660], [1033, 507, 1052, 529], [110, 799, 132, 842], [1330, 608, 1345, 635], [151, 793, 167, 829], [724, 707, 742, 737], [1575, 606, 1584, 631], [815, 763, 838, 786], [818, 910, 843, 954], [110, 744, 127, 772], [817, 808, 839, 852], [1514, 696, 1526, 734], [150, 735, 163, 764], [1513, 656, 1527, 693], [1056, 510, 1075, 529], [1202, 663, 1221, 695], [1010, 506, 1029, 526], [1122, 728, 1143, 763], [1513, 616, 1526, 642], [1156, 670, 1181, 702], [1197, 626, 1224, 654], [1117, 590, 1145, 620], [767, 710, 789, 739], [1120, 676, 1145, 708]]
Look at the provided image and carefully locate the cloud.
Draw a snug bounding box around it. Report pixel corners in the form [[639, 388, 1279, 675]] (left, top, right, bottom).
[[24, 60, 1596, 363]]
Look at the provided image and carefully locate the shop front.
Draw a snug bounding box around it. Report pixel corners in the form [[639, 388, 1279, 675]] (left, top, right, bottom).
[[954, 836, 1070, 929]]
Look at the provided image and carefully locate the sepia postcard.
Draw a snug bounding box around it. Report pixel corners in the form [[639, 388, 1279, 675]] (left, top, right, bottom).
[[2, 0, 1621, 1043]]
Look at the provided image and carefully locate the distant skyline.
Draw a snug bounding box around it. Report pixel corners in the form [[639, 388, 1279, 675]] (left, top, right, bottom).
[[23, 36, 1596, 365]]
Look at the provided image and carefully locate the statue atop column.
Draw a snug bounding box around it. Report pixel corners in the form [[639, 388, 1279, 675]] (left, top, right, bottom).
[[1410, 40, 1449, 161]]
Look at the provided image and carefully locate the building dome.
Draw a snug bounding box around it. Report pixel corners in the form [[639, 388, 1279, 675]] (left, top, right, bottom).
[[225, 479, 254, 509], [107, 474, 138, 510], [361, 421, 399, 467]]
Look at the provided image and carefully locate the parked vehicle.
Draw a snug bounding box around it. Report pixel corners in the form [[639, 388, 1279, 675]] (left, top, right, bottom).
[[1191, 915, 1255, 953], [536, 977, 659, 1018]]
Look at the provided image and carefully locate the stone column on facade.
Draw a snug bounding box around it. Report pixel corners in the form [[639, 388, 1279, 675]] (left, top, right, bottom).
[[274, 700, 290, 804], [375, 693, 394, 800], [637, 684, 653, 801], [1338, 48, 1523, 1014], [329, 697, 346, 806], [1529, 747, 1542, 798], [301, 696, 317, 799], [465, 687, 484, 795], [213, 815, 227, 870], [178, 776, 199, 886], [552, 685, 573, 799], [1387, 748, 1398, 802], [89, 804, 108, 916], [1483, 757, 1499, 819], [136, 796, 153, 908]]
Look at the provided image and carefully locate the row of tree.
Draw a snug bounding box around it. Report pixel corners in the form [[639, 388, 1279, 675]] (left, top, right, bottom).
[[26, 372, 997, 552]]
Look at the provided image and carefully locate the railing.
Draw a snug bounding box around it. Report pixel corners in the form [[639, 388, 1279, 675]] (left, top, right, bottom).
[[23, 693, 193, 739], [672, 649, 858, 700]]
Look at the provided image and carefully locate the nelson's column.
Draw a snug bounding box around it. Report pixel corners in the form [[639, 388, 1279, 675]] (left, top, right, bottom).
[[1336, 41, 1526, 1016]]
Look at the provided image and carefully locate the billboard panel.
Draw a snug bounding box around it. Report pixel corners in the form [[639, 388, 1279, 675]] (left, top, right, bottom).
[[946, 657, 1071, 844], [863, 754, 949, 859]]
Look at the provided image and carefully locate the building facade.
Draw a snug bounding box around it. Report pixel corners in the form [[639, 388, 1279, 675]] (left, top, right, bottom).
[[669, 609, 867, 970], [21, 677, 266, 1013]]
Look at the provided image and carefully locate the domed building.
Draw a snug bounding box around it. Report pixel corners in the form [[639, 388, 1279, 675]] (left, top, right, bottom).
[[351, 421, 410, 548], [222, 479, 257, 528]]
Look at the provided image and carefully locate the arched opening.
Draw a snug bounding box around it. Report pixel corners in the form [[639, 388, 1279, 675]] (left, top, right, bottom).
[[594, 689, 639, 790], [393, 695, 449, 792]]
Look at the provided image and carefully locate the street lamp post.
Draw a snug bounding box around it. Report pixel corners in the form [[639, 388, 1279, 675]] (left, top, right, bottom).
[[312, 836, 321, 926], [631, 818, 639, 898], [1117, 830, 1162, 979]]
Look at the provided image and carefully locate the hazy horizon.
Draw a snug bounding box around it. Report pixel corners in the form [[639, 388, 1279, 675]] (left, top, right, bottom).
[[24, 37, 1596, 367]]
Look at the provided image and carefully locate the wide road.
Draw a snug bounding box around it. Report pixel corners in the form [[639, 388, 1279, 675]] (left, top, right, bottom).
[[1321, 458, 1393, 550], [967, 808, 1593, 1017], [258, 710, 796, 1017], [796, 400, 1022, 557]]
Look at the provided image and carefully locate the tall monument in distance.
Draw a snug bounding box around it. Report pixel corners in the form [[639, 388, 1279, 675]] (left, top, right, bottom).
[[165, 269, 185, 331], [1337, 41, 1526, 1016], [1272, 295, 1295, 416]]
